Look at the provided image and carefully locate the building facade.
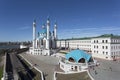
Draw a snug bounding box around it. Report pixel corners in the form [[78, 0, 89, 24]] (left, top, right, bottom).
[[57, 36, 120, 60], [29, 18, 57, 55]]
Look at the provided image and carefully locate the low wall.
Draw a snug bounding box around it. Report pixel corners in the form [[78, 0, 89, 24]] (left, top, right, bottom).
[[1, 53, 7, 80]]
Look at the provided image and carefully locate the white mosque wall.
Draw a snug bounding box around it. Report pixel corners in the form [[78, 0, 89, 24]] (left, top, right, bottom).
[[29, 47, 50, 55]]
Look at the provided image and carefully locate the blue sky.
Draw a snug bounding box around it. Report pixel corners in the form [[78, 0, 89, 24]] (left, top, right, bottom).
[[0, 0, 120, 41]]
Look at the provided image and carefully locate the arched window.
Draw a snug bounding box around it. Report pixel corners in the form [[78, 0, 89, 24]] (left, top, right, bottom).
[[78, 58, 85, 63], [88, 57, 93, 62], [68, 57, 75, 62]]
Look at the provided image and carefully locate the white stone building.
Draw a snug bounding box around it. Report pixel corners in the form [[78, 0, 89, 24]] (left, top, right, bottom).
[[29, 18, 57, 55], [57, 35, 120, 60]]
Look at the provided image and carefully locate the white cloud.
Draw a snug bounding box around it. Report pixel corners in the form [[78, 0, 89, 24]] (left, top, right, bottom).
[[100, 27, 120, 31], [18, 26, 30, 30]]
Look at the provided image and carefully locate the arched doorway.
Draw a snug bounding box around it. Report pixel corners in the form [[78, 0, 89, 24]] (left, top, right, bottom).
[[68, 57, 75, 62], [88, 57, 93, 62], [78, 58, 85, 63]]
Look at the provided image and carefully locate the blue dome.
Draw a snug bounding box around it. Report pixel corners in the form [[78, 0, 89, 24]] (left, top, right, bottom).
[[66, 49, 92, 63]]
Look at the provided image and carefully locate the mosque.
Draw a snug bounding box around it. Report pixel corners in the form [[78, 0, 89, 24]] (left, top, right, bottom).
[[29, 18, 57, 55]]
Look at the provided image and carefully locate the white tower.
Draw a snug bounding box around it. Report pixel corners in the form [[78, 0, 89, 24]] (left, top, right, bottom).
[[46, 18, 50, 49], [53, 22, 57, 48], [33, 20, 36, 48], [54, 22, 57, 39]]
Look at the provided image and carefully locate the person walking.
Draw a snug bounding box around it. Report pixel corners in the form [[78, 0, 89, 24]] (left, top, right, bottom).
[[95, 70, 97, 75], [109, 67, 112, 71]]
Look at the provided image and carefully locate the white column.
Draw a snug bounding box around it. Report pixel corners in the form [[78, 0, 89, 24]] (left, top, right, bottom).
[[33, 20, 36, 49], [46, 18, 50, 49], [54, 23, 57, 39], [36, 39, 38, 48]]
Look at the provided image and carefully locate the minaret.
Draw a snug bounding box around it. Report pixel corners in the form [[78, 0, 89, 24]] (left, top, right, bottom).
[[33, 20, 36, 49], [54, 22, 57, 39], [46, 18, 50, 49]]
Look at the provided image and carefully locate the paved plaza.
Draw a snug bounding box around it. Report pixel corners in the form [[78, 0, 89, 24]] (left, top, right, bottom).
[[20, 53, 59, 80], [89, 58, 120, 80]]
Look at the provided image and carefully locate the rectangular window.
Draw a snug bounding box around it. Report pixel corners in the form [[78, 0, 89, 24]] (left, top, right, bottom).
[[97, 51, 98, 53], [106, 52, 108, 55], [97, 46, 98, 48], [94, 45, 95, 48], [102, 46, 104, 49], [106, 46, 108, 49], [97, 40, 98, 43], [102, 40, 104, 43], [103, 51, 104, 54], [106, 40, 108, 43]]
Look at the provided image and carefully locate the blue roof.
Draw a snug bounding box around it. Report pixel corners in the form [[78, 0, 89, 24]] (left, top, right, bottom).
[[66, 49, 91, 63]]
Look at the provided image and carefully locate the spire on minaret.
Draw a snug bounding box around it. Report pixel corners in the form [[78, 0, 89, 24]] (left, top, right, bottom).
[[47, 15, 50, 20], [33, 19, 36, 27], [34, 19, 36, 22], [47, 16, 50, 25], [54, 22, 57, 29]]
